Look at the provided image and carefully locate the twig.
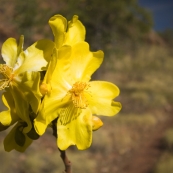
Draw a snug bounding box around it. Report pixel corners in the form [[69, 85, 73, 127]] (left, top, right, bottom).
[[59, 148, 72, 173], [52, 119, 72, 173]]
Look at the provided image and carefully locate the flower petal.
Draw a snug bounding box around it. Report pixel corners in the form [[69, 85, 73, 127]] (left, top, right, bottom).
[[86, 81, 122, 116], [0, 90, 19, 126], [50, 43, 103, 87], [64, 15, 86, 46], [10, 85, 32, 133], [20, 71, 42, 113], [57, 107, 92, 150], [17, 35, 24, 57], [34, 91, 70, 135], [51, 46, 72, 88], [71, 42, 104, 82], [3, 122, 33, 152], [15, 39, 54, 74], [56, 42, 103, 84], [42, 48, 58, 85], [0, 110, 12, 126], [1, 38, 18, 68], [49, 15, 67, 48], [89, 81, 120, 98]]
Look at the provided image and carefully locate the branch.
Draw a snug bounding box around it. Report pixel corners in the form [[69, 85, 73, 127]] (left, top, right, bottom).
[[59, 148, 72, 173]]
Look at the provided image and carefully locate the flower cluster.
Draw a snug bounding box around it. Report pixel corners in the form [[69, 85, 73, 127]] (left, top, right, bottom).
[[0, 15, 122, 152]]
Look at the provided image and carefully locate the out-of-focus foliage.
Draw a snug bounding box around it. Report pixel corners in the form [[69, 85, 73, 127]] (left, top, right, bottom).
[[2, 0, 153, 49], [57, 0, 153, 49], [158, 29, 173, 49], [14, 0, 38, 38]]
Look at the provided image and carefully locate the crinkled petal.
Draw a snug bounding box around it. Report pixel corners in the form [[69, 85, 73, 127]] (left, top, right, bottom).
[[49, 15, 67, 48], [4, 122, 33, 152], [86, 81, 122, 116], [0, 90, 19, 126], [57, 107, 92, 150], [52, 42, 103, 86], [0, 110, 12, 126], [1, 38, 18, 68], [34, 92, 70, 135], [20, 71, 42, 113], [43, 48, 58, 84], [89, 81, 120, 98], [64, 15, 86, 46], [90, 98, 121, 116], [15, 39, 54, 74], [17, 35, 24, 57], [69, 42, 104, 82], [10, 85, 31, 133], [51, 46, 72, 89], [50, 43, 103, 87]]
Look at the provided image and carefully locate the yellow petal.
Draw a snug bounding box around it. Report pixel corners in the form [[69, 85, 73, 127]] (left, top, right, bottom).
[[57, 107, 92, 150], [10, 86, 32, 133], [72, 42, 104, 82], [89, 81, 120, 98], [34, 92, 69, 135], [4, 122, 33, 152], [20, 71, 42, 113], [51, 46, 72, 88], [52, 42, 103, 83], [90, 99, 121, 116], [64, 15, 86, 46], [17, 35, 24, 57], [49, 14, 67, 48], [15, 39, 54, 74], [86, 81, 122, 116], [50, 43, 103, 87], [1, 38, 18, 68], [0, 90, 19, 126], [0, 110, 12, 126], [43, 48, 58, 84]]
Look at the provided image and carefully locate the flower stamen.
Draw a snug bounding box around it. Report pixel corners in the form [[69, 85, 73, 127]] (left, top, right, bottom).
[[69, 81, 90, 109], [0, 64, 14, 90]]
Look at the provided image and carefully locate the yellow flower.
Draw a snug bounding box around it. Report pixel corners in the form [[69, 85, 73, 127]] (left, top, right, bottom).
[[40, 15, 85, 94], [49, 14, 85, 48], [34, 42, 122, 150], [0, 36, 54, 133]]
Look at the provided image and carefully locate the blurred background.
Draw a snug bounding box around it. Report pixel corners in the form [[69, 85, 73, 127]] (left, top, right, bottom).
[[0, 0, 173, 173]]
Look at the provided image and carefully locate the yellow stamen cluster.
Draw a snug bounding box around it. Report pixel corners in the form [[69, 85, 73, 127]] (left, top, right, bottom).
[[69, 81, 90, 109], [0, 64, 14, 90]]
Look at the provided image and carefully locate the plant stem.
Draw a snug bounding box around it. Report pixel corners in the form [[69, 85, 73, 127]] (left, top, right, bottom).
[[59, 148, 72, 173]]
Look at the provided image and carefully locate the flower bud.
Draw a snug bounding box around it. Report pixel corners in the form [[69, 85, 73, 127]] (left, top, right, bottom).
[[40, 82, 51, 95], [92, 116, 103, 131]]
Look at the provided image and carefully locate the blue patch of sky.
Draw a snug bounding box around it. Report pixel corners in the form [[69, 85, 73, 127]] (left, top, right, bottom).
[[138, 0, 173, 31]]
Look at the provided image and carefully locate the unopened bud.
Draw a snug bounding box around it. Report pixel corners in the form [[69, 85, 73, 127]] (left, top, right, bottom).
[[92, 116, 103, 131], [40, 82, 51, 95]]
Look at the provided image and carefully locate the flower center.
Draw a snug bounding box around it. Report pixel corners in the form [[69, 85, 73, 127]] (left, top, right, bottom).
[[0, 64, 14, 90], [69, 81, 90, 108]]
